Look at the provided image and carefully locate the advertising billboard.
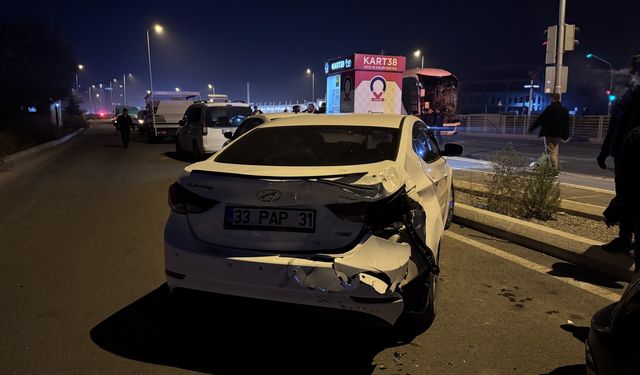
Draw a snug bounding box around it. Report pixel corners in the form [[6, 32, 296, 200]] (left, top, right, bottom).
[[326, 74, 341, 114]]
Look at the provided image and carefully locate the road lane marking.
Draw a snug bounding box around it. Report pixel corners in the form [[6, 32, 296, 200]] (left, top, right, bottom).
[[445, 231, 621, 302]]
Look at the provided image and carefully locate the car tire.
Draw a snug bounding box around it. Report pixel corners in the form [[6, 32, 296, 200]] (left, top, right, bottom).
[[192, 141, 202, 162], [445, 186, 455, 230], [175, 139, 183, 156]]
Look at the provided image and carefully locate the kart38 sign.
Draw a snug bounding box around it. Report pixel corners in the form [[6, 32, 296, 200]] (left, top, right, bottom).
[[324, 53, 406, 114]]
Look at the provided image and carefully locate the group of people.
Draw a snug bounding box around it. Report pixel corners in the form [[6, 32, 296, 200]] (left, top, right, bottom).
[[253, 102, 327, 115], [529, 55, 640, 269]]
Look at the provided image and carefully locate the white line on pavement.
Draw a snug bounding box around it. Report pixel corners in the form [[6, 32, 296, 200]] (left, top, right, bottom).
[[445, 231, 621, 302]]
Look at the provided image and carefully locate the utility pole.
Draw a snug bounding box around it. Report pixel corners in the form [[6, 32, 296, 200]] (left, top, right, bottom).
[[88, 87, 93, 114], [123, 73, 127, 106], [246, 81, 251, 104], [554, 0, 566, 98]]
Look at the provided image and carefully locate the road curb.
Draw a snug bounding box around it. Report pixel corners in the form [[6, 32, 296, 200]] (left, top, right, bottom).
[[2, 128, 85, 165], [453, 203, 636, 282]]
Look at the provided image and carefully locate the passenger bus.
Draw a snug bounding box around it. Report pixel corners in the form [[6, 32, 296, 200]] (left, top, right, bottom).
[[402, 68, 460, 136]]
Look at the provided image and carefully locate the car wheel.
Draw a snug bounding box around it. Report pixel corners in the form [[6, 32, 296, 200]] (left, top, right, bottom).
[[192, 141, 202, 161], [445, 186, 455, 230], [400, 270, 437, 329]]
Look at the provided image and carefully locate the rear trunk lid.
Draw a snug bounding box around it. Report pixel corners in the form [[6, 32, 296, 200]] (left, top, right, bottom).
[[180, 161, 405, 253]]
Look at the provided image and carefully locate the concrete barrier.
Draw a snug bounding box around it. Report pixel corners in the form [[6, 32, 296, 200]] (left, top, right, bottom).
[[453, 203, 635, 282]]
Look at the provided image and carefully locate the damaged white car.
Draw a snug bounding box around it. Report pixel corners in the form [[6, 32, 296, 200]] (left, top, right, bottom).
[[164, 114, 463, 325]]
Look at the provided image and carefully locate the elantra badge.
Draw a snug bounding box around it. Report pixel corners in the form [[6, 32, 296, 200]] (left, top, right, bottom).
[[256, 189, 282, 202]]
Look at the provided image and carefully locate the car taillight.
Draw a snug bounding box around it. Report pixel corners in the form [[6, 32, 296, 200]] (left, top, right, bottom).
[[168, 182, 218, 214]]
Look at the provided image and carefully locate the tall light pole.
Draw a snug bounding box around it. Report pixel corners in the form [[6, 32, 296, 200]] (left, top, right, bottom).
[[89, 85, 95, 113], [554, 0, 567, 98], [122, 73, 133, 106], [208, 83, 215, 95], [413, 49, 424, 68], [75, 64, 84, 95], [147, 23, 163, 131], [586, 53, 614, 115], [175, 87, 181, 99], [110, 78, 116, 107], [306, 68, 315, 103]]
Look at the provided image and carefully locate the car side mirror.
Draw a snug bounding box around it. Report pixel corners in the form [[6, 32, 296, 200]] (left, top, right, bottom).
[[178, 120, 185, 127], [442, 143, 463, 157], [223, 131, 233, 140]]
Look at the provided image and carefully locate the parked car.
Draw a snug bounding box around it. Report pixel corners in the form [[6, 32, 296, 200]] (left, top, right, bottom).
[[175, 101, 252, 160], [164, 114, 463, 326], [586, 277, 640, 375], [221, 112, 302, 147], [111, 105, 139, 127]]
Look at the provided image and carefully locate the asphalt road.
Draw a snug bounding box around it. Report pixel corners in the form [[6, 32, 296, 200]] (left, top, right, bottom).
[[448, 134, 615, 179], [0, 122, 626, 374]]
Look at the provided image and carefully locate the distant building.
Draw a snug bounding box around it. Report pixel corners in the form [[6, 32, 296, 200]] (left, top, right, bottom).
[[458, 66, 550, 114]]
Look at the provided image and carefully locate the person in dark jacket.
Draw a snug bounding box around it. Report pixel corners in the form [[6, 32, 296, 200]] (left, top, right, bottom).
[[597, 55, 640, 253], [528, 93, 570, 171], [116, 108, 134, 148], [617, 126, 640, 270]]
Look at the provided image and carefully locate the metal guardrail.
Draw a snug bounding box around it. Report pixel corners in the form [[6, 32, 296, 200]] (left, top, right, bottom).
[[459, 114, 610, 143]]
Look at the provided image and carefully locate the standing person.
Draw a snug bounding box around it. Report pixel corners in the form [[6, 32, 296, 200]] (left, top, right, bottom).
[[305, 103, 316, 113], [597, 55, 640, 253], [528, 93, 570, 171], [252, 106, 263, 115], [116, 108, 134, 148], [292, 105, 301, 114], [617, 126, 640, 269], [421, 107, 435, 126]]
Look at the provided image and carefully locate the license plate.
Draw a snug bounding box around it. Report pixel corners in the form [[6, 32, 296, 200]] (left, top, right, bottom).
[[224, 206, 315, 233]]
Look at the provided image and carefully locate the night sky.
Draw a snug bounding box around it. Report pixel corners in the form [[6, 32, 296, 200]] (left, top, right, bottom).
[[2, 0, 639, 107]]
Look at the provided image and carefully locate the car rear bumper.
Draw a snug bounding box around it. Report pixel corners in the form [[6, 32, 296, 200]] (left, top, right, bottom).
[[164, 214, 410, 325]]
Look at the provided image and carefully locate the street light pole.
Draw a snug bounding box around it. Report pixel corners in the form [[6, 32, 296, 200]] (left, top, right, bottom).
[[123, 73, 127, 105], [109, 79, 114, 107], [586, 53, 614, 115], [146, 24, 162, 131], [89, 86, 94, 114], [306, 68, 314, 103], [554, 0, 566, 98]]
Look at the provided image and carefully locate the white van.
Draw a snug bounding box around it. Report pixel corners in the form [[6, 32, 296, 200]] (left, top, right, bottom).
[[145, 100, 194, 141], [175, 101, 252, 160]]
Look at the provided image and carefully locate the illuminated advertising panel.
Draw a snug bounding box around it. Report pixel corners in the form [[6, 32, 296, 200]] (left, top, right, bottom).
[[326, 74, 341, 113]]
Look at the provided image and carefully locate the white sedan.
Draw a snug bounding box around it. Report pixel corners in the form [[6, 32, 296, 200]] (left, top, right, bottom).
[[164, 114, 463, 325]]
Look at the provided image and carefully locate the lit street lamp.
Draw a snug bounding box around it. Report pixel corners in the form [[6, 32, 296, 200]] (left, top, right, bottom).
[[586, 53, 614, 115], [75, 64, 84, 95], [89, 84, 96, 113], [208, 83, 215, 94], [414, 49, 424, 69], [147, 23, 163, 132], [306, 68, 315, 103], [122, 73, 133, 106]]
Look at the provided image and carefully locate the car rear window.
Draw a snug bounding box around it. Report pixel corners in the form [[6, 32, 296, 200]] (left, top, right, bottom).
[[215, 125, 400, 166]]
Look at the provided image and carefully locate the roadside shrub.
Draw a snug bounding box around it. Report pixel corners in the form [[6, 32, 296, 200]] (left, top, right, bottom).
[[486, 144, 526, 217], [520, 162, 561, 220], [63, 114, 88, 130], [485, 144, 560, 220]]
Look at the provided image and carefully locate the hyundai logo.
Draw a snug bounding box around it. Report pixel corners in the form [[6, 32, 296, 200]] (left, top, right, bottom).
[[256, 189, 282, 202]]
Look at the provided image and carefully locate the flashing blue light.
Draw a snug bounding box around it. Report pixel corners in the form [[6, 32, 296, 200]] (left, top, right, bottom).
[[608, 94, 617, 102], [586, 53, 593, 58]]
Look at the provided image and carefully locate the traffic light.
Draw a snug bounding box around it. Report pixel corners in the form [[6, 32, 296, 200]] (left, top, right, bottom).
[[608, 94, 617, 102]]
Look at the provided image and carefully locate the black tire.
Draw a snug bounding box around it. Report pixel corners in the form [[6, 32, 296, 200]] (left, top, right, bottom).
[[401, 271, 437, 328], [192, 141, 202, 162], [175, 138, 183, 156], [445, 186, 455, 230]]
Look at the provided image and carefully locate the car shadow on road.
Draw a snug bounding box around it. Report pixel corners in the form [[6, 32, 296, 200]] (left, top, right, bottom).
[[163, 151, 192, 163], [547, 262, 625, 289], [539, 364, 587, 374], [90, 284, 423, 374]]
